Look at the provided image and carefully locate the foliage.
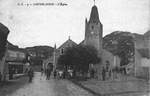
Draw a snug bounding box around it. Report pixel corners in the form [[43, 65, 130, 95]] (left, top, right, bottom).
[[103, 31, 134, 66], [57, 45, 100, 72], [117, 36, 134, 65]]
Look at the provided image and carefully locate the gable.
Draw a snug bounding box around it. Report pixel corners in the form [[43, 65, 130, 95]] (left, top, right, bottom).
[[79, 40, 84, 46], [58, 39, 77, 50]]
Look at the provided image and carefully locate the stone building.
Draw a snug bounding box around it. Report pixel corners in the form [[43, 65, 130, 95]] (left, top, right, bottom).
[[5, 49, 27, 75], [43, 37, 77, 69], [82, 4, 120, 79], [49, 4, 120, 79], [0, 23, 9, 81], [53, 37, 77, 68], [134, 31, 150, 79]]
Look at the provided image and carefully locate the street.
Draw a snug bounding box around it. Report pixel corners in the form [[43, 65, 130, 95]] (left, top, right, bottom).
[[0, 72, 94, 96]]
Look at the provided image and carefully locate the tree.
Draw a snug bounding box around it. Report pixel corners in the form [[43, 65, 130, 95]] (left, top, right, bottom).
[[117, 36, 134, 66], [57, 45, 100, 73], [103, 31, 134, 66]]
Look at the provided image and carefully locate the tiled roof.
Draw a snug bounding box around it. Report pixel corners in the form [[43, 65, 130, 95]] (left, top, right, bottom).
[[58, 39, 77, 50]]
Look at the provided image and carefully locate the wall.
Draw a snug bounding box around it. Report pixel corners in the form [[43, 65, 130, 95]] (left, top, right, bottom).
[[135, 49, 149, 79], [95, 49, 120, 79], [141, 58, 150, 67], [0, 51, 8, 81], [85, 22, 103, 54]]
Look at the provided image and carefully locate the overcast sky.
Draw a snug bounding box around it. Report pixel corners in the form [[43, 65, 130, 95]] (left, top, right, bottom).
[[0, 0, 149, 48]]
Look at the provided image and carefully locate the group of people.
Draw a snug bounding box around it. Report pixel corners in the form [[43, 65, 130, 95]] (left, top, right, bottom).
[[41, 64, 74, 80], [54, 68, 74, 79], [41, 63, 54, 80], [102, 61, 127, 81]]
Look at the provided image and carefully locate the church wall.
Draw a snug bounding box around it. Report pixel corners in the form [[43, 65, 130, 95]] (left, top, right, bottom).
[[95, 49, 120, 79], [102, 50, 114, 66], [52, 39, 77, 69], [101, 49, 120, 67]]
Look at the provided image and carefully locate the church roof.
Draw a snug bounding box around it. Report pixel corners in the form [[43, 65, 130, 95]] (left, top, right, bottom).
[[79, 40, 84, 45], [58, 38, 77, 50], [89, 5, 100, 23]]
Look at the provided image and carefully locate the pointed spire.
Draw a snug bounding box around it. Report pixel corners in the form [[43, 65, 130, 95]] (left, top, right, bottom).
[[89, 2, 100, 23]]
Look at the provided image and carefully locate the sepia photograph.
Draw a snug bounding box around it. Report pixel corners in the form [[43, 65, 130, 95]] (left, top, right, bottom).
[[0, 0, 149, 96]]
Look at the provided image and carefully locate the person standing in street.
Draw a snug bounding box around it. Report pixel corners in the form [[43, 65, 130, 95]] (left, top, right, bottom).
[[102, 66, 106, 81], [41, 67, 44, 76], [105, 61, 110, 80], [46, 63, 53, 80], [53, 69, 57, 79], [46, 68, 50, 80], [28, 67, 34, 82]]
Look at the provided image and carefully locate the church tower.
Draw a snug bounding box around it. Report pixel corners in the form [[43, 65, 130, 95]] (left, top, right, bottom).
[[84, 4, 103, 55]]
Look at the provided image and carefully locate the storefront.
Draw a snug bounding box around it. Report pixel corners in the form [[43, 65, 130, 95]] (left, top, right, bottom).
[[8, 62, 24, 74]]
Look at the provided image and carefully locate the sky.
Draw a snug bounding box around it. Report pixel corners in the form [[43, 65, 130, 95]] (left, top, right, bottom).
[[0, 0, 149, 48]]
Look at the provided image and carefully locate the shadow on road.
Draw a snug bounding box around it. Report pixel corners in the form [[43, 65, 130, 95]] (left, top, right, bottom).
[[0, 76, 29, 96]]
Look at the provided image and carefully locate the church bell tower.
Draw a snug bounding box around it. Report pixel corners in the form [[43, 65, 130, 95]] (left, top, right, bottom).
[[84, 4, 103, 55]]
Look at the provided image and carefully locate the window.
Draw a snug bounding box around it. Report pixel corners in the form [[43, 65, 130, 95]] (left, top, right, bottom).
[[91, 25, 94, 30], [61, 48, 64, 54]]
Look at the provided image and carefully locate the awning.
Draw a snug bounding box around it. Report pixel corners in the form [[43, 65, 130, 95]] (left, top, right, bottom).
[[7, 62, 24, 65]]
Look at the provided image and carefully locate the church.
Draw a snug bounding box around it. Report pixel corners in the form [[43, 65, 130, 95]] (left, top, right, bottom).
[[45, 3, 120, 79]]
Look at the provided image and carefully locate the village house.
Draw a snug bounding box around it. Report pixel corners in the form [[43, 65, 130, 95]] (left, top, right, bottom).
[[134, 31, 150, 79], [5, 49, 27, 74], [0, 23, 9, 81]]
